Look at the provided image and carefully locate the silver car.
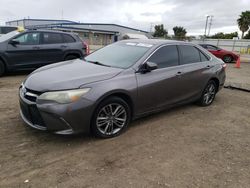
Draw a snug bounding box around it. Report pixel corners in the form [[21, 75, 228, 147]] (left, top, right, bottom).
[[19, 39, 226, 138]]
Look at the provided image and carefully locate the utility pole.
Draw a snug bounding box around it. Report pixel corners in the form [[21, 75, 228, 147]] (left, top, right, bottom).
[[204, 15, 210, 37], [208, 15, 213, 36], [149, 23, 154, 33]]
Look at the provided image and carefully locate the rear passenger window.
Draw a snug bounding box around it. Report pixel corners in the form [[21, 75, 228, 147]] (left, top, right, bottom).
[[63, 34, 75, 43], [179, 45, 200, 65], [42, 33, 63, 44], [200, 51, 209, 62], [148, 45, 179, 68]]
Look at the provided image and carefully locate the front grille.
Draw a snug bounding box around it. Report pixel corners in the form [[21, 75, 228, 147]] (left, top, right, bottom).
[[20, 102, 46, 127], [29, 105, 45, 127], [24, 88, 42, 102]]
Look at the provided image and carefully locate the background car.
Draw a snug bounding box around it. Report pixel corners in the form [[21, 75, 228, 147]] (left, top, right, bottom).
[[19, 39, 226, 138], [0, 26, 18, 37], [0, 29, 88, 76], [199, 44, 239, 63]]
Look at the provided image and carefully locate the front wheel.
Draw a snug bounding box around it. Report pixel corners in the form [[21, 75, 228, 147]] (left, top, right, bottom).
[[223, 55, 233, 63], [91, 97, 131, 138], [198, 80, 217, 106]]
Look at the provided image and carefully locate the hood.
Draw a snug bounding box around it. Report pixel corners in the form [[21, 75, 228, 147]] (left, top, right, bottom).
[[24, 59, 122, 92]]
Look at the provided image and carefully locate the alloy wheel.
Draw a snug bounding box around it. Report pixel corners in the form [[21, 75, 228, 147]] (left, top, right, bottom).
[[96, 103, 127, 136], [203, 83, 216, 105]]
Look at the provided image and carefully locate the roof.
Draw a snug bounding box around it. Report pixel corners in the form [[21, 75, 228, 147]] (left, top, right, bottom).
[[61, 23, 148, 33], [6, 18, 76, 24], [118, 39, 189, 45], [6, 19, 148, 34]]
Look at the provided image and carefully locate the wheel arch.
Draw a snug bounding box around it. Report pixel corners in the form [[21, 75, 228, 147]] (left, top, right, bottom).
[[94, 91, 135, 118], [63, 50, 83, 60], [209, 77, 220, 92]]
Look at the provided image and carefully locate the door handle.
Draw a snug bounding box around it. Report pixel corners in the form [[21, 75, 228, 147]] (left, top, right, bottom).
[[206, 65, 211, 69], [33, 46, 40, 50], [61, 45, 68, 48]]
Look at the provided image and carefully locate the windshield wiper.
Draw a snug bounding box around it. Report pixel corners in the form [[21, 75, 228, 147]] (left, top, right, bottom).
[[84, 59, 111, 67]]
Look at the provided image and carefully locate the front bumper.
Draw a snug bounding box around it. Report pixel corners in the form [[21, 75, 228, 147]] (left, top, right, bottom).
[[19, 88, 95, 135]]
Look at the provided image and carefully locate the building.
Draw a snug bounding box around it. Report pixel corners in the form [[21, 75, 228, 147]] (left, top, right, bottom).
[[6, 19, 149, 47]]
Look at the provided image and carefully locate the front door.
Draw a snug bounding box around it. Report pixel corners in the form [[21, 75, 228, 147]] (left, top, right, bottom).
[[136, 45, 182, 114], [6, 32, 42, 69]]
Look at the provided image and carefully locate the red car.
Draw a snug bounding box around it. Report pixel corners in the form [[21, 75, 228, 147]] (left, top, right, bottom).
[[199, 44, 239, 63]]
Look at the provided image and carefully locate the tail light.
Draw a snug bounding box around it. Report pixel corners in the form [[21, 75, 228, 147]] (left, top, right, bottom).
[[82, 41, 90, 55]]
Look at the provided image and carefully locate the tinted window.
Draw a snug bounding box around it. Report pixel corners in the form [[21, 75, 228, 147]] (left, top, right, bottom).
[[200, 51, 209, 61], [0, 27, 17, 34], [179, 45, 200, 65], [42, 33, 63, 44], [148, 45, 179, 68], [14, 32, 40, 45], [63, 34, 75, 43], [206, 45, 218, 50]]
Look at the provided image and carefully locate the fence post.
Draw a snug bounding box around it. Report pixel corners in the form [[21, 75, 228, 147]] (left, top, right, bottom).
[[216, 39, 220, 47], [232, 39, 236, 52]]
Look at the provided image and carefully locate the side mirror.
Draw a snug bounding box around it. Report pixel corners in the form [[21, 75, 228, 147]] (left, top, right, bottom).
[[138, 62, 158, 73], [9, 39, 20, 46]]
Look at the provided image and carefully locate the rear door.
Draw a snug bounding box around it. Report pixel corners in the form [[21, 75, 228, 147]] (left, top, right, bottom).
[[6, 32, 42, 69], [39, 32, 66, 65], [136, 45, 182, 113], [176, 45, 211, 101]]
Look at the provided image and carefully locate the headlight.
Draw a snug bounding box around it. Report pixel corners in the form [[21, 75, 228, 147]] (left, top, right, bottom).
[[38, 88, 91, 104]]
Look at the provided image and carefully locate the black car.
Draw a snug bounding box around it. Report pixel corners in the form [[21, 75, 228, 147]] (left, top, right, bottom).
[[0, 29, 87, 76]]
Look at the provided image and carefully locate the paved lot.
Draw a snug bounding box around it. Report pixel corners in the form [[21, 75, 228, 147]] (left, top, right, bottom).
[[0, 72, 249, 188]]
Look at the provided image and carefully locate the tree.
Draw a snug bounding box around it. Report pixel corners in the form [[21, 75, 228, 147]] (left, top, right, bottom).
[[244, 30, 250, 39], [153, 24, 168, 38], [173, 26, 187, 40], [208, 32, 238, 39], [237, 11, 250, 38]]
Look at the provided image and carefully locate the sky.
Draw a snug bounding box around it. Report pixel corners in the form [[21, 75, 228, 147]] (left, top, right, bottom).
[[0, 0, 249, 36]]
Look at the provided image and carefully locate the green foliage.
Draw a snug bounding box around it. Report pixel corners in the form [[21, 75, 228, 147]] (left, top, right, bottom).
[[237, 10, 250, 38], [153, 24, 168, 38], [208, 32, 238, 39], [173, 26, 187, 40], [244, 30, 250, 39]]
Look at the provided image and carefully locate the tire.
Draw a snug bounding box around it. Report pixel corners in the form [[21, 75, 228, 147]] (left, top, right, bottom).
[[223, 55, 233, 63], [0, 60, 5, 77], [198, 80, 217, 106], [64, 55, 78, 61], [91, 97, 131, 138]]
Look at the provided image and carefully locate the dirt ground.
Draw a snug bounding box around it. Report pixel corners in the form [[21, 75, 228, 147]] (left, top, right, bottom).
[[0, 73, 250, 188]]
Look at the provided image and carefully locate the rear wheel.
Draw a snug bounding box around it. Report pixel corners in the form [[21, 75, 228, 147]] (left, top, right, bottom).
[[64, 55, 79, 61], [91, 97, 131, 138], [223, 55, 233, 63], [0, 60, 5, 77], [198, 80, 217, 106]]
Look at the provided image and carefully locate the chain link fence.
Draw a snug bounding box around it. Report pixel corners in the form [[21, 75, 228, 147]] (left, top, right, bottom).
[[191, 39, 250, 54]]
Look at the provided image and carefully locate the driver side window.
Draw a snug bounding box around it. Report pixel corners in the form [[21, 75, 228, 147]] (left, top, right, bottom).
[[148, 45, 179, 69], [14, 32, 40, 45]]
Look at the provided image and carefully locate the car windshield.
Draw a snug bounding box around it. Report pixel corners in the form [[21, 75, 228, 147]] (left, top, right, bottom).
[[0, 31, 20, 42], [84, 42, 153, 69]]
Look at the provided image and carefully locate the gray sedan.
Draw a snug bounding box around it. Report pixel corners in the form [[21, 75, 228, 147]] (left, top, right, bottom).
[[19, 39, 226, 138]]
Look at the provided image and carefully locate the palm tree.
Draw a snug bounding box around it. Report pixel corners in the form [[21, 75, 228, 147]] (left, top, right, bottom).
[[173, 26, 187, 40], [237, 11, 250, 39]]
